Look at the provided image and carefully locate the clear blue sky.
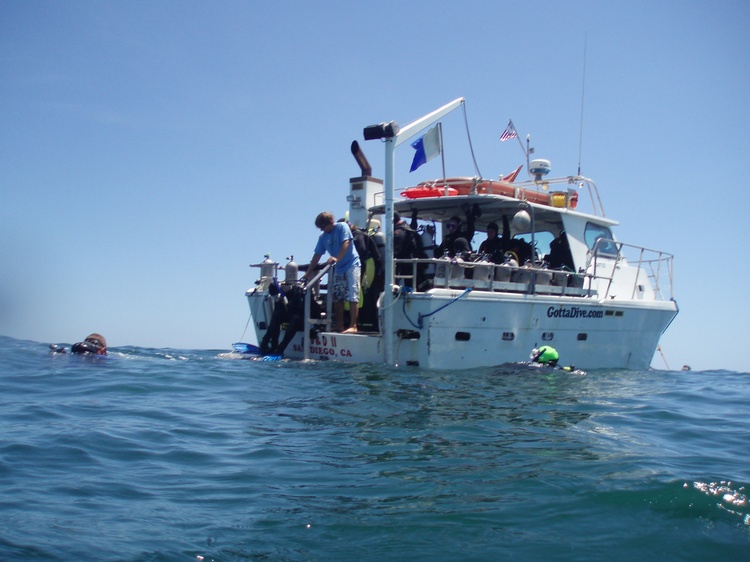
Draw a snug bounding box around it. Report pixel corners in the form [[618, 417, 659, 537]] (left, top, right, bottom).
[[2, 1, 748, 371]]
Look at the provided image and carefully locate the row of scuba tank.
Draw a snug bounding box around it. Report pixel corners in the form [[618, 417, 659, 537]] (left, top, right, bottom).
[[253, 230, 559, 286], [253, 226, 439, 283], [255, 254, 299, 282]]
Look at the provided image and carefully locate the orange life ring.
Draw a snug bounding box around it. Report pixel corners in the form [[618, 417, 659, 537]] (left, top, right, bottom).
[[404, 177, 578, 208], [416, 177, 519, 197], [401, 186, 459, 199]]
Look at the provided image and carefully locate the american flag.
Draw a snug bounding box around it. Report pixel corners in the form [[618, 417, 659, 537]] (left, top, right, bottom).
[[500, 120, 518, 142]]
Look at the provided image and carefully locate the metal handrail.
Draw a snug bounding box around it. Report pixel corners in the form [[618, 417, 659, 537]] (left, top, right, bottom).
[[394, 257, 589, 296], [587, 239, 674, 301], [394, 244, 674, 302], [302, 263, 332, 361]]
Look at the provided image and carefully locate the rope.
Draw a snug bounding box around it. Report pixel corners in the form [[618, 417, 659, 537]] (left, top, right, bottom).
[[462, 103, 482, 178], [657, 345, 671, 371], [402, 287, 472, 329], [381, 287, 404, 311], [238, 313, 253, 343]]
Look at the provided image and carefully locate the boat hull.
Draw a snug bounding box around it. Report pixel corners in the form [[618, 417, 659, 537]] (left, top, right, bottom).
[[247, 289, 677, 370]]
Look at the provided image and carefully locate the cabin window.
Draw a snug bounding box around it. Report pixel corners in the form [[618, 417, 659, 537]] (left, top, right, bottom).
[[584, 223, 618, 256], [529, 230, 555, 260], [504, 230, 556, 265]]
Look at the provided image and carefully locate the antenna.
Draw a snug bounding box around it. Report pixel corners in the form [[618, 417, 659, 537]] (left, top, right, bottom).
[[577, 33, 587, 177]]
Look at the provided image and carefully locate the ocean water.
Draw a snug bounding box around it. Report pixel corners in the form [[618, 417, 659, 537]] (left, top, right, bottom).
[[0, 336, 747, 561]]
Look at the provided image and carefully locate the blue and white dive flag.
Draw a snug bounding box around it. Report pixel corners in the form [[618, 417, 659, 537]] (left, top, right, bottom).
[[409, 125, 441, 172]]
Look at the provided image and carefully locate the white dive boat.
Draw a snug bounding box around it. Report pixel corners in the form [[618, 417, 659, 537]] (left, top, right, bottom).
[[243, 98, 678, 370]]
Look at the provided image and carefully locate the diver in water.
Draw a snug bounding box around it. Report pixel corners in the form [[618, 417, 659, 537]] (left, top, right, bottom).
[[531, 345, 559, 366], [529, 345, 582, 373], [72, 333, 107, 355], [51, 333, 108, 355]]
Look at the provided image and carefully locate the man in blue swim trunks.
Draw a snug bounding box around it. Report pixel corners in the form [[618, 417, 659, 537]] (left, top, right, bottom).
[[301, 211, 361, 333]]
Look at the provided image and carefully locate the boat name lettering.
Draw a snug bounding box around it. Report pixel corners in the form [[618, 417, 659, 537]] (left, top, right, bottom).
[[547, 306, 604, 319], [314, 335, 336, 347], [309, 345, 337, 356], [308, 336, 352, 357]]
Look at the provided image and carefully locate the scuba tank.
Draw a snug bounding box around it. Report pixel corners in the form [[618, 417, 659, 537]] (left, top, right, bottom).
[[450, 255, 465, 281], [257, 254, 278, 280], [372, 230, 385, 262], [435, 252, 451, 282], [419, 225, 435, 276], [472, 256, 492, 283], [284, 255, 298, 282]]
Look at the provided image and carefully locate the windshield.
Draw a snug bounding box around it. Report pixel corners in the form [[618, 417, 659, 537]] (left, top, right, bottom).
[[584, 222, 618, 256]]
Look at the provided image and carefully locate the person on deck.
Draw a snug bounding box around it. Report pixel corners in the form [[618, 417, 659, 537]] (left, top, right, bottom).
[[393, 212, 426, 287], [478, 215, 512, 263], [301, 212, 361, 333], [544, 231, 575, 270], [347, 219, 383, 284], [436, 204, 480, 258], [347, 218, 383, 331]]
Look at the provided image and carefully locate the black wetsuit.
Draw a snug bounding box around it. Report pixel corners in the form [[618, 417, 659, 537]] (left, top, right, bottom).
[[436, 208, 477, 258], [478, 215, 512, 263]]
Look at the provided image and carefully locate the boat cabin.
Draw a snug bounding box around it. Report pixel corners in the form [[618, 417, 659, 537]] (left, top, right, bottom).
[[349, 172, 668, 304]]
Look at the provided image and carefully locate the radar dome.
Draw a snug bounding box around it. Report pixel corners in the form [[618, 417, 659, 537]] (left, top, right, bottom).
[[529, 159, 551, 181]]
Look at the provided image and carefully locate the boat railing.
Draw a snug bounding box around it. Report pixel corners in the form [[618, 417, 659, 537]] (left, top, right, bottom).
[[512, 175, 605, 217], [586, 239, 675, 301], [389, 175, 605, 216], [394, 258, 591, 297]]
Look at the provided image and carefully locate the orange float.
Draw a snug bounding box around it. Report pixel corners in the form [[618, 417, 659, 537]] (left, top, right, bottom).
[[402, 176, 578, 209], [401, 186, 459, 199]]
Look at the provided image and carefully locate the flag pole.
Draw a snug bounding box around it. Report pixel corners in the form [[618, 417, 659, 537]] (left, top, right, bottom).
[[383, 97, 465, 366], [510, 120, 527, 158], [526, 135, 532, 181], [502, 119, 529, 178]]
